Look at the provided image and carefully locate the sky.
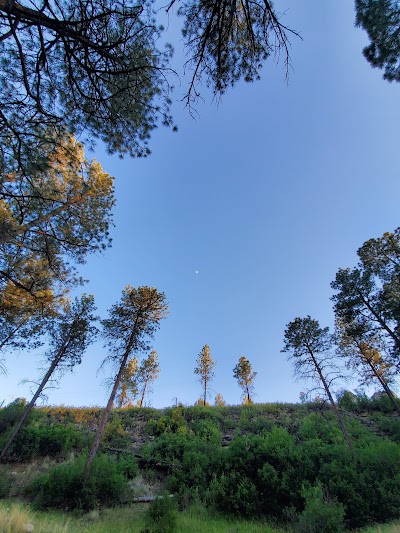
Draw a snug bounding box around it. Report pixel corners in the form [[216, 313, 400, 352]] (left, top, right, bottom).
[[1, 0, 400, 408]]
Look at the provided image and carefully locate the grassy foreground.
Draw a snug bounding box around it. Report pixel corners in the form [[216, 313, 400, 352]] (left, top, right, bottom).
[[0, 500, 284, 533], [1, 500, 400, 533]]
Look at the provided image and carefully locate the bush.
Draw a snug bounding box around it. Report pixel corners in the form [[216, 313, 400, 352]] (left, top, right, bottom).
[[26, 454, 127, 510], [1, 424, 87, 461], [101, 417, 131, 449], [142, 493, 177, 533], [0, 466, 12, 498], [210, 471, 259, 517], [117, 452, 138, 479], [295, 483, 345, 533], [337, 390, 357, 411], [0, 399, 28, 434]]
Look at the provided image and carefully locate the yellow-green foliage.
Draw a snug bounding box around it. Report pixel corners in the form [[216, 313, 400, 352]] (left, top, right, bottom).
[[0, 501, 287, 533], [0, 503, 68, 533]]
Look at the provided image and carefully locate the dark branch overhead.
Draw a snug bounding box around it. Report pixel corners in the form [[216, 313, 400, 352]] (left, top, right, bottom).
[[0, 0, 297, 167]]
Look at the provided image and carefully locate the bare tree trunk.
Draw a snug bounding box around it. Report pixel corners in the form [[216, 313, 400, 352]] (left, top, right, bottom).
[[307, 345, 355, 456], [0, 349, 63, 462], [365, 358, 400, 415], [245, 382, 251, 404], [83, 350, 130, 479]]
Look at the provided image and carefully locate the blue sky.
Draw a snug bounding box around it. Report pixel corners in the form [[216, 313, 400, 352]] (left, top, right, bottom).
[[2, 0, 399, 408]]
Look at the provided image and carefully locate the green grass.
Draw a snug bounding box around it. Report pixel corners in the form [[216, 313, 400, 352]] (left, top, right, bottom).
[[361, 524, 400, 533], [2, 500, 400, 532], [0, 500, 284, 532]]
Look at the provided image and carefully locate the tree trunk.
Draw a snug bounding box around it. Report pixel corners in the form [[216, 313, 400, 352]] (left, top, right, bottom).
[[83, 349, 130, 479], [139, 380, 147, 408], [307, 345, 355, 456], [365, 358, 400, 415], [0, 349, 63, 462], [245, 382, 251, 404]]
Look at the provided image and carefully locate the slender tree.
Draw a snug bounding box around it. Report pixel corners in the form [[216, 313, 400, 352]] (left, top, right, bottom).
[[137, 350, 160, 408], [233, 356, 257, 404], [282, 316, 354, 454], [194, 344, 216, 406], [116, 356, 139, 408], [0, 294, 98, 462], [84, 286, 168, 477]]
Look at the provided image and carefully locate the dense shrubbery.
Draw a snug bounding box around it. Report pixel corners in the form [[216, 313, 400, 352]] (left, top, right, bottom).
[[143, 411, 400, 529], [337, 390, 400, 414], [0, 466, 12, 498], [295, 483, 345, 533], [142, 493, 178, 533], [0, 423, 89, 461], [2, 401, 400, 529], [0, 399, 31, 434], [26, 454, 128, 510]]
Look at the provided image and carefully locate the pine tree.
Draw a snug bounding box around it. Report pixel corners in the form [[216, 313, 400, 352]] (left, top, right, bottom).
[[137, 350, 160, 408], [116, 356, 139, 408], [0, 294, 98, 462], [282, 316, 354, 455], [233, 356, 257, 404], [84, 286, 168, 478], [194, 344, 216, 406], [214, 393, 226, 406]]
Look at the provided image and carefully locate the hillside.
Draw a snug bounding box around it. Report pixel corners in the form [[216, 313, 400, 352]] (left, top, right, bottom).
[[0, 394, 400, 531]]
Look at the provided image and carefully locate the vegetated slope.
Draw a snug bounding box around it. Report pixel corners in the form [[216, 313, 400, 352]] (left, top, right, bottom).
[[0, 394, 400, 531]]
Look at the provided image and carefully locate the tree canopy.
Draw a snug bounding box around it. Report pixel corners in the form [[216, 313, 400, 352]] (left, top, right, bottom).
[[331, 227, 400, 363], [0, 134, 114, 359], [0, 0, 299, 168], [0, 0, 174, 161], [356, 0, 400, 82]]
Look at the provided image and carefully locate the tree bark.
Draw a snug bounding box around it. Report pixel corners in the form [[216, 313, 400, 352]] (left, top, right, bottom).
[[361, 352, 400, 415], [83, 349, 131, 479], [139, 380, 147, 408]]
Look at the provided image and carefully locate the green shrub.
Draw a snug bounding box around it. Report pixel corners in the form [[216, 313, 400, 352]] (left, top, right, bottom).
[[0, 399, 28, 434], [146, 407, 189, 436], [295, 483, 345, 533], [26, 454, 127, 510], [210, 471, 259, 517], [337, 390, 357, 411], [117, 452, 138, 479], [142, 493, 177, 533], [0, 466, 12, 498], [1, 424, 87, 461], [192, 419, 221, 445], [101, 417, 131, 449], [372, 413, 400, 443]]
